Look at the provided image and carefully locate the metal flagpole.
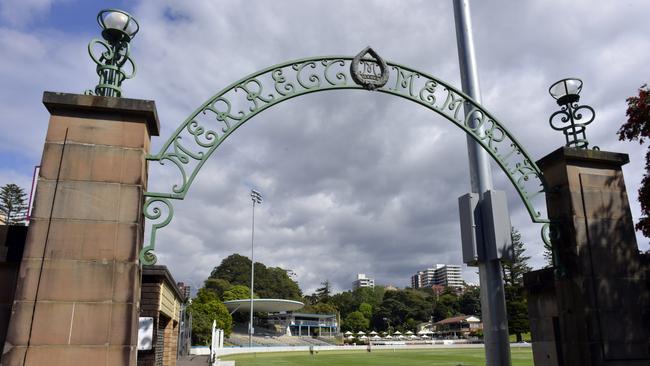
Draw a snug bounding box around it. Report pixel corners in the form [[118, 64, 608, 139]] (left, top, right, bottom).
[[452, 0, 512, 365]]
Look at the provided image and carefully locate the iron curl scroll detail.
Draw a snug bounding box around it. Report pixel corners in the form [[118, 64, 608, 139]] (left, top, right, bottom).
[[85, 37, 136, 97], [142, 55, 550, 264], [549, 102, 597, 150]]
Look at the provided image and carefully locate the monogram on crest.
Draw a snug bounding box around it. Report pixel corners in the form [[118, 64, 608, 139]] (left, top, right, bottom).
[[350, 47, 389, 90]]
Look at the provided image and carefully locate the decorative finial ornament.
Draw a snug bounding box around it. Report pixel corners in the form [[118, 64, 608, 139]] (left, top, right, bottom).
[[548, 78, 598, 150], [350, 46, 389, 90], [86, 9, 139, 97]]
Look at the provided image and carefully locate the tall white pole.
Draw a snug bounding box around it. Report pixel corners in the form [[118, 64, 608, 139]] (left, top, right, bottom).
[[249, 198, 256, 348], [452, 1, 511, 365]]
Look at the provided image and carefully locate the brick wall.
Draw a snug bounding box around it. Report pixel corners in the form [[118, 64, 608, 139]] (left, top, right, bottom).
[[162, 318, 178, 366], [138, 283, 160, 366]]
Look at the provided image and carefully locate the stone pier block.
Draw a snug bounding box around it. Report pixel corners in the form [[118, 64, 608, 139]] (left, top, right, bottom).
[[2, 92, 159, 366], [526, 147, 650, 366]]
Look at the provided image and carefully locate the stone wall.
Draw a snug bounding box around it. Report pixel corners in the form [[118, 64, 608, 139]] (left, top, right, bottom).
[[526, 147, 650, 366]]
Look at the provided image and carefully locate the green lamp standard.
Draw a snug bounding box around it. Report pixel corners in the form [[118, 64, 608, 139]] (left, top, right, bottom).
[[87, 9, 139, 97], [548, 78, 597, 149]]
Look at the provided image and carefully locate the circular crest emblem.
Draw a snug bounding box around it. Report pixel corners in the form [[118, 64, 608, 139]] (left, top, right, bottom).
[[350, 46, 389, 90]]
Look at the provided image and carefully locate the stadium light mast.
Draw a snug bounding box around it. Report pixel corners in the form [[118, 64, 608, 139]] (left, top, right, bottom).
[[249, 189, 263, 347]]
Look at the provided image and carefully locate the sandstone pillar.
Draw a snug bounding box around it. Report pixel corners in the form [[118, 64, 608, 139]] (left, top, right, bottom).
[[528, 147, 650, 366], [2, 92, 159, 366]]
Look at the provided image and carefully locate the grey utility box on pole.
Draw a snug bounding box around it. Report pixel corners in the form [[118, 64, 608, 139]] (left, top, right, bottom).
[[459, 190, 513, 265], [480, 190, 513, 262], [458, 192, 480, 266]]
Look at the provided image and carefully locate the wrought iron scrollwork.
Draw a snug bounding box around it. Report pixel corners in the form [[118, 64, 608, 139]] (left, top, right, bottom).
[[142, 54, 550, 263], [141, 197, 174, 265], [85, 38, 136, 97], [549, 102, 596, 149]]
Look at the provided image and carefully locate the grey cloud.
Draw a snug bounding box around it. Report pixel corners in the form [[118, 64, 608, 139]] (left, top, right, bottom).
[[1, 0, 648, 294]]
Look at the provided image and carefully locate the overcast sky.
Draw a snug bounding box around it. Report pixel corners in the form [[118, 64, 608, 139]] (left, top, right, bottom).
[[1, 0, 648, 295]]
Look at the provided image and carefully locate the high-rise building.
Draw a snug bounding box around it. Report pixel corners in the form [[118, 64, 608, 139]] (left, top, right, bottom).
[[411, 264, 463, 289], [433, 264, 463, 288], [352, 273, 375, 290], [177, 282, 191, 300]]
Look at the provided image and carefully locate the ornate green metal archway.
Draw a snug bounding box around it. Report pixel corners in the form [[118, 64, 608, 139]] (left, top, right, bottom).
[[141, 51, 550, 264]]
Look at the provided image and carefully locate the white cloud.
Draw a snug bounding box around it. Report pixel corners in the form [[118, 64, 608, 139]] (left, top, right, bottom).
[[0, 0, 56, 26]]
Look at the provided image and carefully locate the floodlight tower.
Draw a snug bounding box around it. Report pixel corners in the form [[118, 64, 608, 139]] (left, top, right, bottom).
[[249, 189, 263, 347]]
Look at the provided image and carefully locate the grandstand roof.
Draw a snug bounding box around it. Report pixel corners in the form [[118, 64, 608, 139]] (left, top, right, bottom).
[[223, 298, 304, 313]]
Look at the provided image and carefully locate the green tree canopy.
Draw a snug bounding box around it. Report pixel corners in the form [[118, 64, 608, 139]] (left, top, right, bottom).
[[373, 290, 432, 330], [459, 286, 481, 316], [0, 184, 27, 225], [189, 288, 232, 345], [358, 302, 372, 320], [343, 311, 369, 332], [433, 292, 460, 322], [302, 302, 338, 315], [204, 278, 232, 300], [209, 254, 301, 300], [222, 285, 255, 301]]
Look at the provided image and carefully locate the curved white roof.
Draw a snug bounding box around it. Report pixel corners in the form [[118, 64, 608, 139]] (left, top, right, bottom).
[[223, 299, 304, 313]]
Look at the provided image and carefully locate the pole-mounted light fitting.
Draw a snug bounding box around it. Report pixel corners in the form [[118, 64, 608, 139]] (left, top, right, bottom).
[[548, 78, 597, 150], [98, 9, 140, 43], [251, 189, 263, 204], [549, 78, 582, 105], [86, 9, 139, 98]]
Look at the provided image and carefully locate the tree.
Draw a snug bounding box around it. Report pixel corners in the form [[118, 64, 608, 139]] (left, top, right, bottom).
[[314, 280, 332, 303], [204, 278, 232, 300], [302, 302, 338, 315], [505, 287, 529, 342], [358, 302, 373, 320], [543, 245, 554, 268], [501, 228, 532, 287], [210, 254, 252, 284], [459, 286, 481, 316], [330, 291, 355, 317], [222, 285, 254, 301], [188, 288, 232, 345], [343, 311, 369, 332], [209, 254, 302, 300], [618, 84, 650, 239], [0, 184, 28, 225], [373, 289, 432, 330], [501, 227, 532, 342], [433, 292, 460, 322]]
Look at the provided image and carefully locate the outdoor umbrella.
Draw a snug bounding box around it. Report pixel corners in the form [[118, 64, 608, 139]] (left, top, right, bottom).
[[344, 331, 353, 336], [356, 331, 366, 335], [405, 331, 414, 335], [369, 331, 378, 335]]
